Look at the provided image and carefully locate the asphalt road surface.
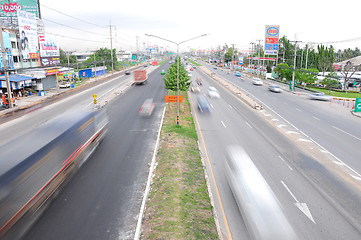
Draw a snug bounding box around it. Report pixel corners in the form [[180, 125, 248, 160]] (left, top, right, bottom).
[[188, 65, 361, 240], [10, 65, 168, 239]]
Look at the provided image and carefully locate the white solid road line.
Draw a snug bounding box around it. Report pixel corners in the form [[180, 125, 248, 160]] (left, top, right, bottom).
[[332, 125, 361, 142], [221, 120, 227, 128], [281, 180, 315, 224], [245, 121, 253, 129]]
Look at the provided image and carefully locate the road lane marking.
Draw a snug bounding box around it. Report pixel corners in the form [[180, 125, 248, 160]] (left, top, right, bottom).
[[189, 93, 233, 240], [277, 124, 286, 128], [298, 138, 312, 142], [332, 126, 361, 142], [250, 95, 361, 180], [286, 131, 299, 134], [296, 108, 302, 112], [278, 156, 293, 170], [313, 116, 320, 120], [271, 118, 279, 121], [351, 175, 361, 181], [221, 121, 227, 128], [134, 106, 166, 240], [229, 104, 233, 109], [245, 121, 253, 129], [281, 181, 315, 224]]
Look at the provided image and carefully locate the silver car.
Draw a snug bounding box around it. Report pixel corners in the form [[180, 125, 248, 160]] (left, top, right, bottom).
[[309, 92, 332, 101], [268, 85, 282, 93], [252, 78, 263, 86], [224, 146, 297, 240]]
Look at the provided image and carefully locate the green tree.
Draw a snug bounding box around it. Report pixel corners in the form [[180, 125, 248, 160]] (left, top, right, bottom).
[[274, 63, 293, 81], [296, 68, 318, 87], [224, 46, 238, 63], [321, 72, 340, 92], [316, 45, 334, 73], [163, 57, 191, 91], [59, 48, 77, 66], [83, 48, 117, 70]]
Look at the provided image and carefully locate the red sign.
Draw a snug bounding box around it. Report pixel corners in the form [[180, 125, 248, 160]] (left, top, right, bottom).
[[265, 38, 279, 44]]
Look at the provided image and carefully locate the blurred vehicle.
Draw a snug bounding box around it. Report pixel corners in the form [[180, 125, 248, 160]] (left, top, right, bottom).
[[161, 69, 166, 75], [139, 98, 155, 117], [197, 96, 211, 113], [268, 85, 282, 93], [125, 70, 131, 75], [192, 65, 197, 69], [235, 71, 242, 77], [188, 73, 192, 77], [213, 66, 217, 69], [208, 86, 220, 98], [252, 78, 263, 86], [191, 84, 201, 93], [0, 110, 108, 240], [225, 146, 297, 240], [133, 70, 148, 85], [196, 78, 203, 86], [59, 82, 71, 88], [309, 92, 332, 101]]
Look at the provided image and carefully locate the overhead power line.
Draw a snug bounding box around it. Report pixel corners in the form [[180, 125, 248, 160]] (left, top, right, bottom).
[[43, 18, 108, 36], [45, 31, 107, 43], [33, 0, 106, 29], [309, 37, 361, 45]]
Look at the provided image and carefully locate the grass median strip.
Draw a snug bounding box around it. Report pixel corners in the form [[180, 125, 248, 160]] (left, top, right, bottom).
[[141, 93, 218, 239]]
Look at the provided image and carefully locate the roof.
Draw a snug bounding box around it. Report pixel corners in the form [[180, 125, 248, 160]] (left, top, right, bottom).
[[0, 74, 35, 82], [335, 56, 361, 66]]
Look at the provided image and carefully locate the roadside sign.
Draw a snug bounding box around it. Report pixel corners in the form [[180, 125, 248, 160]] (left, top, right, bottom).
[[355, 98, 361, 112], [165, 95, 183, 103]]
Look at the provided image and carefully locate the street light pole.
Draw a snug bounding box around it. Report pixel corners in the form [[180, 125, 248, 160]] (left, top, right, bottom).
[[145, 33, 207, 125], [176, 43, 180, 125]]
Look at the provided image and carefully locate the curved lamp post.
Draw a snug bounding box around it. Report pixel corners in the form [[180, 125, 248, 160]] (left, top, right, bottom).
[[145, 33, 207, 125]]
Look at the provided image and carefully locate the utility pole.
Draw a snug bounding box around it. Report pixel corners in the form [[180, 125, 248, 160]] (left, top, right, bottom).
[[256, 39, 263, 74], [0, 25, 13, 108], [305, 43, 310, 69], [232, 43, 235, 71], [109, 21, 114, 72], [290, 35, 302, 92], [250, 42, 255, 68]]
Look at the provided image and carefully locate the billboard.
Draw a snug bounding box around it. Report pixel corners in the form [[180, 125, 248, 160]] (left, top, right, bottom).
[[17, 10, 39, 59], [265, 25, 280, 55], [39, 34, 60, 66], [0, 0, 40, 29], [0, 32, 15, 70]]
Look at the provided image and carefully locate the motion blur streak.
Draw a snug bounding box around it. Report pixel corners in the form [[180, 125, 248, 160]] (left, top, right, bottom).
[[0, 109, 108, 240], [225, 145, 298, 240]]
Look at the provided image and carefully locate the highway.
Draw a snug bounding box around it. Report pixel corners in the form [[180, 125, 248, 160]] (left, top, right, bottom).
[[1, 65, 167, 239], [188, 65, 361, 239]]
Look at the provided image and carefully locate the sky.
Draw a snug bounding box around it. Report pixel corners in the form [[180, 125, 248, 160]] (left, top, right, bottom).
[[39, 0, 361, 53]]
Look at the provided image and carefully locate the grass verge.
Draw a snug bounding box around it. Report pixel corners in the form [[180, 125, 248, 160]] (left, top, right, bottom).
[[308, 87, 361, 98], [141, 92, 218, 239]]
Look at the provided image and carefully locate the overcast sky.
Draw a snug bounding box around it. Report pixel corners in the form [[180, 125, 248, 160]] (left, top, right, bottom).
[[40, 0, 361, 53]]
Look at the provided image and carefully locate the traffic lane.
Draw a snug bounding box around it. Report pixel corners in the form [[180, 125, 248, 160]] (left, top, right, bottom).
[[249, 86, 361, 173], [0, 74, 134, 146], [212, 92, 361, 239], [192, 74, 361, 239], [217, 73, 361, 182], [25, 70, 167, 239]]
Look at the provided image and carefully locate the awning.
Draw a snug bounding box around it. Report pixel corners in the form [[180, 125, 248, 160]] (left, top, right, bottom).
[[0, 74, 36, 82]]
